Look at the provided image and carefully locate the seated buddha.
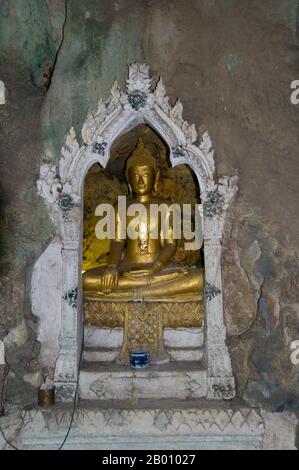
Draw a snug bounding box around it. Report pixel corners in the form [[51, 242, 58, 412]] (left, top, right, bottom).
[[83, 138, 204, 302]]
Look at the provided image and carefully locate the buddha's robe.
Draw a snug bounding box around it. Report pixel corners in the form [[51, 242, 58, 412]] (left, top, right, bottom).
[[83, 198, 203, 301]]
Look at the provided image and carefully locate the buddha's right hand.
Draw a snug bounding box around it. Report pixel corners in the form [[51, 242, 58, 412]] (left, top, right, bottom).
[[101, 265, 119, 294]]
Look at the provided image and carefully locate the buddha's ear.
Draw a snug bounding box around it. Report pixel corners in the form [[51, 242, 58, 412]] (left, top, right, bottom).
[[125, 170, 132, 195], [154, 169, 160, 193]]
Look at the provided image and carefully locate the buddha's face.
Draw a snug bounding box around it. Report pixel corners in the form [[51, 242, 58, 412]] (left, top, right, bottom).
[[127, 165, 156, 196]]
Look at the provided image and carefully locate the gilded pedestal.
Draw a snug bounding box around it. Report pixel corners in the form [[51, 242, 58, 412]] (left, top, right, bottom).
[[84, 297, 203, 364]]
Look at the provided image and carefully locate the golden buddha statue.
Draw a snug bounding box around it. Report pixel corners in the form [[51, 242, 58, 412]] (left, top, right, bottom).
[[83, 138, 203, 302]]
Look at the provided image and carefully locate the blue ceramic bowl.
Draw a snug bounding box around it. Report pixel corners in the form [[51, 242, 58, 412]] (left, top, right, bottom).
[[129, 351, 150, 369]]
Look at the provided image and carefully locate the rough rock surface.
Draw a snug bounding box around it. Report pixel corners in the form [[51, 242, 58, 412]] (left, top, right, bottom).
[[0, 0, 298, 443]]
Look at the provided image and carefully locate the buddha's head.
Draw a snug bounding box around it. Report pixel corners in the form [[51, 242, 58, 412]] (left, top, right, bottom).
[[125, 138, 159, 196]]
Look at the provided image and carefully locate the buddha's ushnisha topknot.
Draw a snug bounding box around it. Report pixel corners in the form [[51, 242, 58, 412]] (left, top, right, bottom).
[[126, 137, 157, 170]]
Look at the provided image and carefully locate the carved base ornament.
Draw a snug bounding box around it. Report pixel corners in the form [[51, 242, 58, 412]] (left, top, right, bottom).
[[84, 298, 203, 364]]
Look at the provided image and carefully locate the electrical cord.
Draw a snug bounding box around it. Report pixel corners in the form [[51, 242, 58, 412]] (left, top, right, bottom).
[[58, 330, 84, 450], [0, 331, 84, 450], [0, 363, 18, 449], [0, 418, 19, 450]]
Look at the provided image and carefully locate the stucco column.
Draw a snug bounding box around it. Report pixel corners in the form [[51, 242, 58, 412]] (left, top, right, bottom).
[[204, 237, 235, 399], [54, 215, 83, 401], [202, 178, 238, 399]]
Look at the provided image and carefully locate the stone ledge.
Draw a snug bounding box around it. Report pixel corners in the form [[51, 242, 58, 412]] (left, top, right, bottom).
[[1, 400, 262, 450], [79, 361, 207, 400], [0, 402, 297, 450]]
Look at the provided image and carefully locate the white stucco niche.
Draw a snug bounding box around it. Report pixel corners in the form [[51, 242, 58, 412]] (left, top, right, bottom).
[[32, 63, 238, 401]]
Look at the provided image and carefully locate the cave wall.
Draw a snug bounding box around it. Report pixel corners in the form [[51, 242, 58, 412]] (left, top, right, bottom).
[[0, 0, 298, 424]]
